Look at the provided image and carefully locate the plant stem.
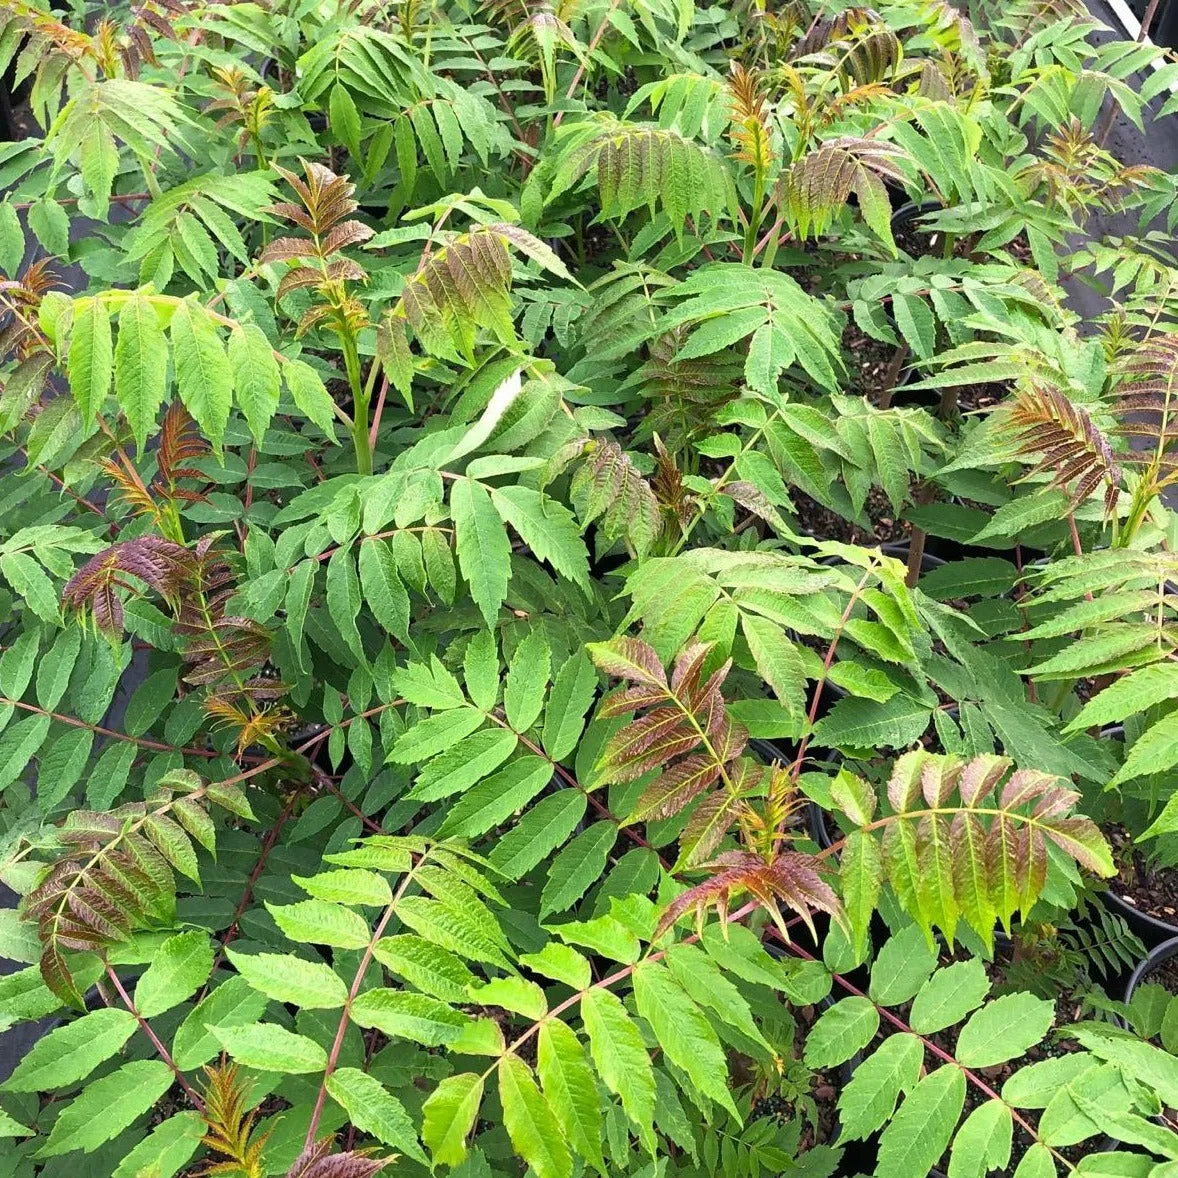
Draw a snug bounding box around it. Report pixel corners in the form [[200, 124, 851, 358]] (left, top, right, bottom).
[[742, 169, 767, 266], [305, 857, 425, 1146], [877, 342, 909, 410], [341, 333, 373, 476], [105, 965, 205, 1112]]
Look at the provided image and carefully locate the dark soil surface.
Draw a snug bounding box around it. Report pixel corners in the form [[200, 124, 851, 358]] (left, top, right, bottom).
[[1108, 824, 1178, 928], [893, 215, 949, 260], [843, 321, 907, 403], [1146, 952, 1178, 993], [793, 486, 910, 546]]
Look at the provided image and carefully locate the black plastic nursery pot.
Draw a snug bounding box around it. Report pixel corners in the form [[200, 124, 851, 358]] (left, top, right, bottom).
[[1099, 750, 1178, 949], [1103, 884, 1178, 951], [1124, 933, 1178, 1006]]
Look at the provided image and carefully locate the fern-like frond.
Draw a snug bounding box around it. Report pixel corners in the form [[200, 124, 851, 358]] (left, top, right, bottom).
[[1008, 384, 1121, 515], [63, 536, 192, 634], [21, 770, 254, 1006], [286, 1137, 391, 1178], [628, 328, 741, 450], [589, 638, 752, 863], [555, 438, 663, 558], [827, 750, 1113, 953], [262, 161, 373, 336], [381, 222, 572, 382], [727, 64, 776, 174], [547, 117, 736, 235], [198, 1061, 269, 1178], [790, 7, 904, 87], [0, 260, 59, 429], [1112, 333, 1178, 482], [296, 23, 426, 114], [782, 136, 909, 243], [44, 78, 185, 219], [656, 848, 841, 941]]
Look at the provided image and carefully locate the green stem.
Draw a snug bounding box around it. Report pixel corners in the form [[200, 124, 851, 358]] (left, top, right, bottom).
[[341, 333, 373, 477], [742, 169, 767, 266], [1117, 475, 1154, 548]]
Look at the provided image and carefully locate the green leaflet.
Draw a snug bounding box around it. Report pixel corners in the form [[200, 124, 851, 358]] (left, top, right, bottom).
[[422, 1072, 484, 1167], [1109, 711, 1178, 788], [394, 895, 514, 969], [0, 1109, 32, 1138], [741, 613, 807, 724], [1, 553, 60, 626], [407, 726, 518, 800], [284, 357, 338, 439], [38, 1059, 174, 1156], [1066, 663, 1178, 732], [581, 986, 657, 1153], [326, 1067, 429, 1164], [359, 538, 410, 642], [265, 898, 372, 948], [226, 947, 348, 1009], [37, 625, 80, 711], [812, 694, 932, 749], [909, 959, 991, 1035], [499, 1054, 573, 1178], [435, 754, 552, 838], [868, 924, 937, 1007], [540, 821, 618, 918], [68, 298, 112, 426], [134, 929, 213, 1017], [170, 298, 232, 451], [463, 629, 500, 710], [491, 484, 591, 591], [663, 942, 771, 1052], [172, 977, 269, 1070], [1012, 1143, 1058, 1177], [350, 988, 471, 1045], [114, 293, 168, 451], [209, 1022, 328, 1073], [452, 476, 511, 628], [109, 1112, 204, 1178], [228, 322, 280, 442], [947, 1100, 1013, 1178], [473, 976, 547, 1019], [955, 993, 1055, 1068], [0, 712, 52, 791], [803, 997, 880, 1069], [519, 941, 592, 990], [293, 867, 392, 907], [326, 546, 366, 665], [836, 1032, 923, 1141], [538, 1018, 606, 1175], [1001, 1053, 1098, 1110], [2, 1007, 136, 1092], [841, 830, 881, 961], [488, 790, 587, 879], [632, 959, 739, 1117], [373, 935, 477, 1003], [504, 626, 552, 732], [542, 650, 598, 761], [874, 1064, 966, 1178]]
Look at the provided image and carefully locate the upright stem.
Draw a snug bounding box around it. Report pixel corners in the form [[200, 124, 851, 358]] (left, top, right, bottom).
[[742, 169, 767, 266], [877, 343, 909, 410], [340, 334, 373, 477]]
